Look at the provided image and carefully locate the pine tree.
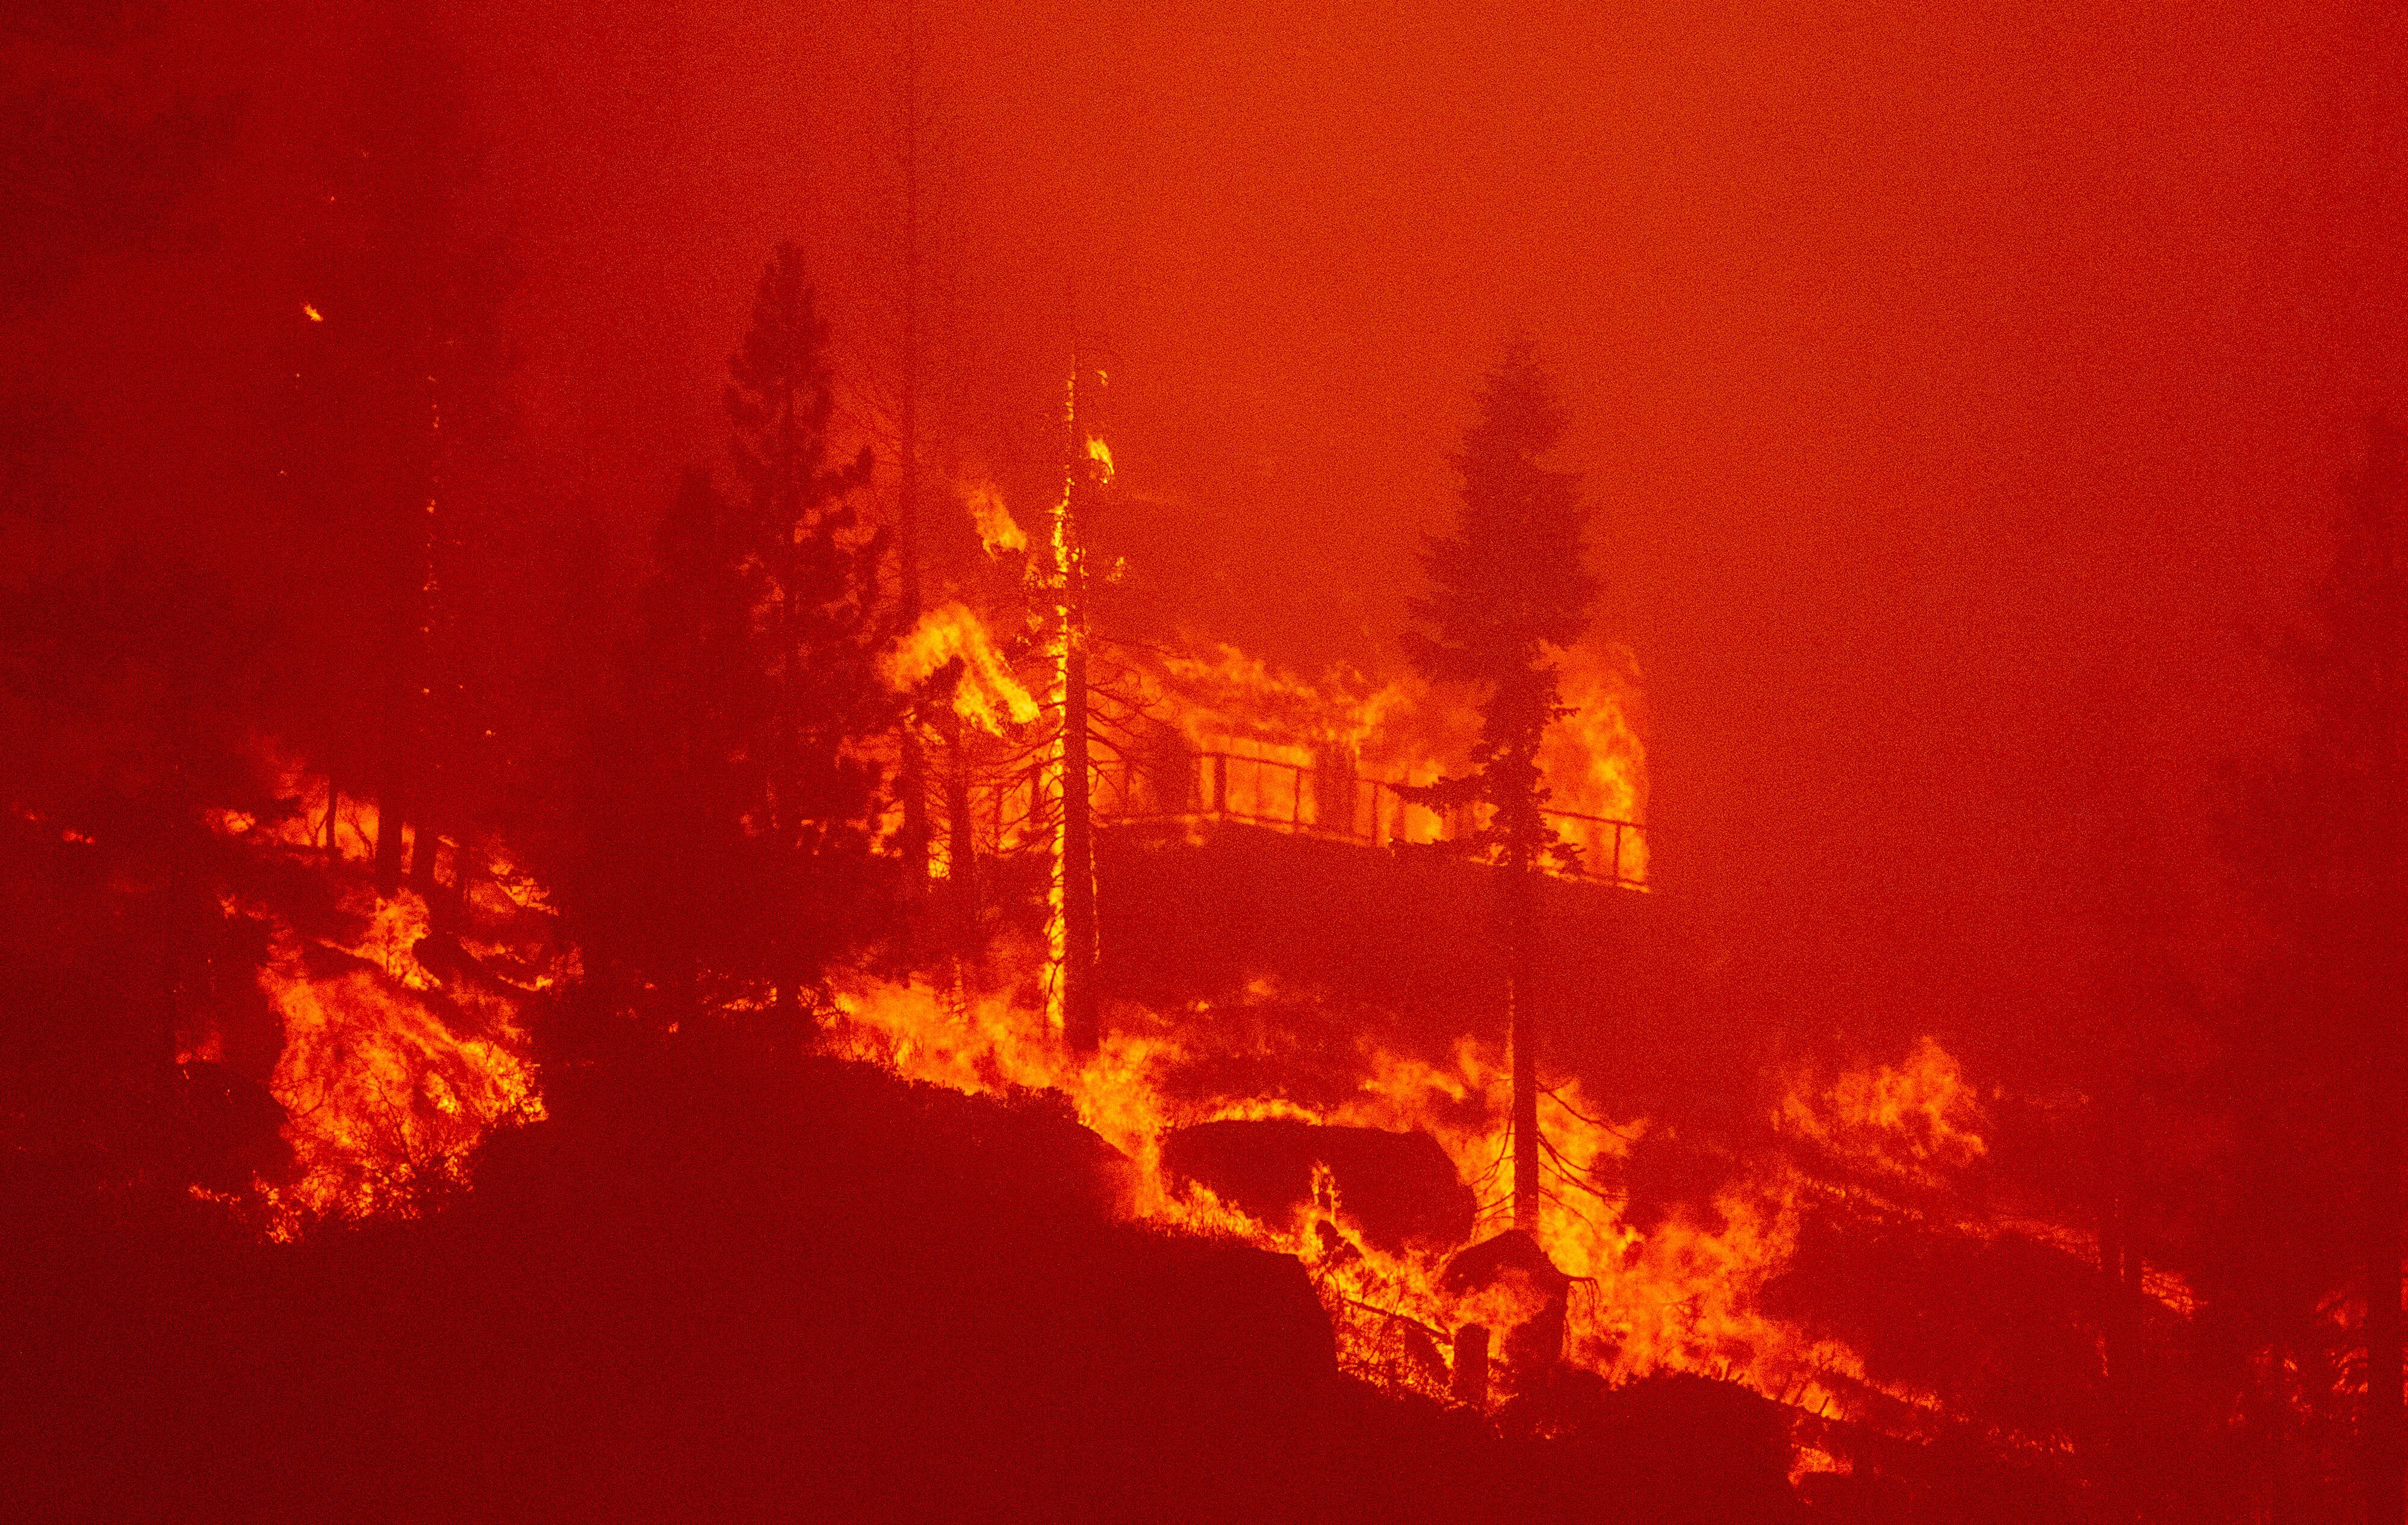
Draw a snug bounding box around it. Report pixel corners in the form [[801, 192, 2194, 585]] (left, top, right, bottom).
[[725, 244, 889, 1013], [1403, 341, 1597, 1235], [572, 470, 773, 1008]]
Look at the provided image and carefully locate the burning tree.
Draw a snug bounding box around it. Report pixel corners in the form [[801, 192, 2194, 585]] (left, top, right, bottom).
[[1050, 354, 1109, 1054], [1401, 341, 1597, 1235]]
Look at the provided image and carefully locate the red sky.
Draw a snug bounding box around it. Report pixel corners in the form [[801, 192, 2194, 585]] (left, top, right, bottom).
[[367, 0, 2408, 1064]]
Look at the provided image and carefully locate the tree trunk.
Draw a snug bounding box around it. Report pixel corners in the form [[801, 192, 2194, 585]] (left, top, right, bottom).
[[1056, 355, 1100, 1055], [893, 31, 929, 892], [445, 829, 477, 924], [1506, 839, 1540, 1234], [410, 818, 440, 893], [373, 787, 406, 895], [943, 709, 980, 955], [1060, 617, 1099, 1054]]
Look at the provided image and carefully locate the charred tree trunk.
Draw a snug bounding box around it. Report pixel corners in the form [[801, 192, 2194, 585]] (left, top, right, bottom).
[[2371, 685, 2407, 1525], [373, 780, 407, 895], [943, 708, 980, 953], [2093, 1108, 2142, 1520], [410, 819, 440, 894], [1506, 843, 1539, 1234], [447, 829, 478, 922], [1055, 352, 1100, 1055]]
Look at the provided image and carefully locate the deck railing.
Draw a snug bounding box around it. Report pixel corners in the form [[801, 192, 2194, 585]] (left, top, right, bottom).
[[974, 748, 1645, 889]]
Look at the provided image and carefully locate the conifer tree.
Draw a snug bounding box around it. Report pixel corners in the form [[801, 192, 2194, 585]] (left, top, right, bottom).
[[282, 10, 509, 905], [568, 470, 772, 1009], [725, 244, 889, 1013], [1403, 341, 1597, 1235]]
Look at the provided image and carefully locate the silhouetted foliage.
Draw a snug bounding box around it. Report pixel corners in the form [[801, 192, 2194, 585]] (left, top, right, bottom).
[[4, 1020, 1860, 1525], [550, 249, 892, 1015], [548, 471, 771, 1012], [725, 244, 892, 1005], [1401, 340, 1598, 872], [0, 561, 298, 1201], [2218, 415, 2408, 1525]]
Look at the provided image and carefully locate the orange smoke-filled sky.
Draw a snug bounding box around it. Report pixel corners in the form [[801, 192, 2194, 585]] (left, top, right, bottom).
[[116, 0, 2406, 1068]]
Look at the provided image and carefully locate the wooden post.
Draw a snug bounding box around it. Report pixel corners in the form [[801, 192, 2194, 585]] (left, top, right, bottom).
[[1450, 1325, 1490, 1408]]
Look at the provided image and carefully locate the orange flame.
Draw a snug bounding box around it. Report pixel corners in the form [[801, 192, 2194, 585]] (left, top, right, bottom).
[[883, 602, 1040, 734], [821, 971, 1985, 1425], [1114, 638, 1646, 868], [199, 774, 550, 1239], [1775, 1036, 1987, 1188], [255, 890, 545, 1235], [961, 480, 1026, 557]]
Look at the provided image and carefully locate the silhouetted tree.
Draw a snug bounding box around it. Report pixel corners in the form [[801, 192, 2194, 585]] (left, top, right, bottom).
[[2229, 415, 2408, 1525], [725, 244, 889, 1013], [553, 471, 771, 1013], [1401, 341, 1596, 1234], [279, 10, 511, 905]]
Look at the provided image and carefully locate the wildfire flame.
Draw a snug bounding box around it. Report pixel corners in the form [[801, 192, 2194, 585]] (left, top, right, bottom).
[[883, 602, 1040, 734], [1113, 636, 1648, 868], [197, 774, 550, 1239], [1776, 1036, 1987, 1190], [961, 480, 1026, 557], [819, 971, 1982, 1427], [256, 890, 545, 1234]]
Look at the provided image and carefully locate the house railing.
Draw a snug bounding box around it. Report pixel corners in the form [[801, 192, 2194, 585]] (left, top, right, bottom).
[[973, 748, 1646, 889]]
